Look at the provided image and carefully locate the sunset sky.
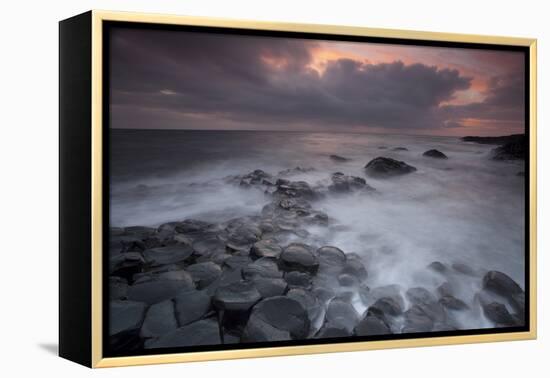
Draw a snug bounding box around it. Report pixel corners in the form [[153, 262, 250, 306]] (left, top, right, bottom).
[[109, 27, 525, 136]]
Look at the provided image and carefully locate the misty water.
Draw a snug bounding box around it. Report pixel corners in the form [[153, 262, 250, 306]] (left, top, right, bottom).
[[110, 129, 525, 331]]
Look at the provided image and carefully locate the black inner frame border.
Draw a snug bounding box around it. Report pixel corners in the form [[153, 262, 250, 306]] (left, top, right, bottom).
[[101, 20, 531, 359]]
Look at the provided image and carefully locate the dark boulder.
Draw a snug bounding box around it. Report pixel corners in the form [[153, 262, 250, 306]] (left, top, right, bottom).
[[109, 300, 147, 336], [243, 296, 310, 341], [287, 289, 324, 335], [316, 324, 352, 338], [284, 271, 312, 289], [369, 285, 404, 309], [187, 262, 222, 289], [317, 246, 346, 269], [252, 277, 288, 298], [392, 147, 408, 151], [482, 271, 524, 300], [173, 290, 212, 326], [423, 149, 448, 159], [427, 261, 447, 273], [325, 298, 360, 333], [364, 157, 417, 177], [140, 299, 178, 338], [279, 243, 319, 274], [213, 280, 262, 312], [143, 244, 193, 266], [402, 305, 434, 333], [340, 256, 368, 281], [127, 279, 193, 305], [328, 172, 374, 193], [482, 302, 519, 327], [145, 318, 221, 349], [109, 252, 146, 282], [451, 262, 478, 277], [371, 297, 403, 316], [251, 239, 283, 259], [109, 277, 129, 300], [406, 287, 446, 323], [242, 257, 283, 280], [239, 169, 275, 187], [439, 295, 469, 311], [274, 180, 317, 200], [355, 312, 392, 336], [491, 137, 526, 160]]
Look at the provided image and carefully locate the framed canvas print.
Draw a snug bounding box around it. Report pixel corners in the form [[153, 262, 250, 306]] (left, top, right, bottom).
[[59, 10, 537, 368]]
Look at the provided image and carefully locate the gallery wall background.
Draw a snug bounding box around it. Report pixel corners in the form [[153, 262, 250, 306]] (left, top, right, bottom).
[[0, 0, 547, 376]]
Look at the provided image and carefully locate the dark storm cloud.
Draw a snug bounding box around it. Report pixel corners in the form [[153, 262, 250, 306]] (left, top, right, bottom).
[[440, 74, 525, 127], [109, 28, 522, 133]]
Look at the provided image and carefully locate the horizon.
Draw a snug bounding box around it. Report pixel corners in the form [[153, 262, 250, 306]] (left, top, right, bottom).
[[109, 27, 526, 137]]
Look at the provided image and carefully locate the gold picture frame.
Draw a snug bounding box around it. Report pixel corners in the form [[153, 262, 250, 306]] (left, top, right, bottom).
[[59, 9, 537, 368]]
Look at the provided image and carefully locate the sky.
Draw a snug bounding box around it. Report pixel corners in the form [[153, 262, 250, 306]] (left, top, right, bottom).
[[109, 27, 526, 136]]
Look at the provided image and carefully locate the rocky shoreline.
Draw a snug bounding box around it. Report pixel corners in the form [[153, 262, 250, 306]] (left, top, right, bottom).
[[109, 150, 526, 353]]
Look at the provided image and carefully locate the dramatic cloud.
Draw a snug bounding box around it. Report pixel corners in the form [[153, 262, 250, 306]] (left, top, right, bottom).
[[109, 27, 525, 136]]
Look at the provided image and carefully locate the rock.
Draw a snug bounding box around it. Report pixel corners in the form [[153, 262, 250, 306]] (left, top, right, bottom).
[[316, 324, 351, 338], [423, 149, 448, 159], [427, 261, 447, 273], [243, 296, 310, 340], [406, 287, 446, 322], [284, 271, 312, 289], [287, 289, 324, 335], [145, 318, 221, 349], [241, 317, 291, 342], [225, 224, 261, 252], [110, 277, 129, 300], [143, 244, 193, 266], [436, 282, 454, 298], [371, 297, 403, 316], [156, 270, 194, 286], [509, 292, 526, 316], [392, 147, 408, 151], [213, 281, 262, 312], [369, 285, 404, 309], [329, 154, 351, 162], [274, 180, 317, 200], [109, 300, 147, 336], [223, 255, 252, 271], [439, 295, 469, 311], [242, 257, 283, 280], [482, 302, 518, 327], [279, 243, 319, 274], [187, 262, 222, 289], [192, 237, 226, 258], [173, 290, 212, 326], [482, 271, 524, 300], [451, 262, 477, 276], [317, 246, 347, 269], [364, 157, 417, 177], [140, 300, 178, 338], [355, 312, 392, 336], [340, 257, 368, 281], [328, 172, 374, 193], [277, 167, 315, 176], [402, 305, 434, 333], [239, 169, 274, 187], [338, 273, 359, 287], [325, 298, 360, 333], [251, 239, 283, 259], [127, 279, 193, 305], [174, 219, 215, 236], [109, 252, 145, 282], [313, 286, 336, 302], [491, 137, 526, 160], [252, 277, 288, 298]]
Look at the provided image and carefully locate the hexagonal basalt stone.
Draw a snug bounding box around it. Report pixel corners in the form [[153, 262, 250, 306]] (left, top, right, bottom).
[[213, 281, 262, 312], [279, 243, 319, 274]]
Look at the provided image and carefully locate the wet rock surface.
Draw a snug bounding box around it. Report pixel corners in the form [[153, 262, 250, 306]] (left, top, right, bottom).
[[364, 157, 417, 177], [423, 149, 448, 159], [109, 163, 524, 352]]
